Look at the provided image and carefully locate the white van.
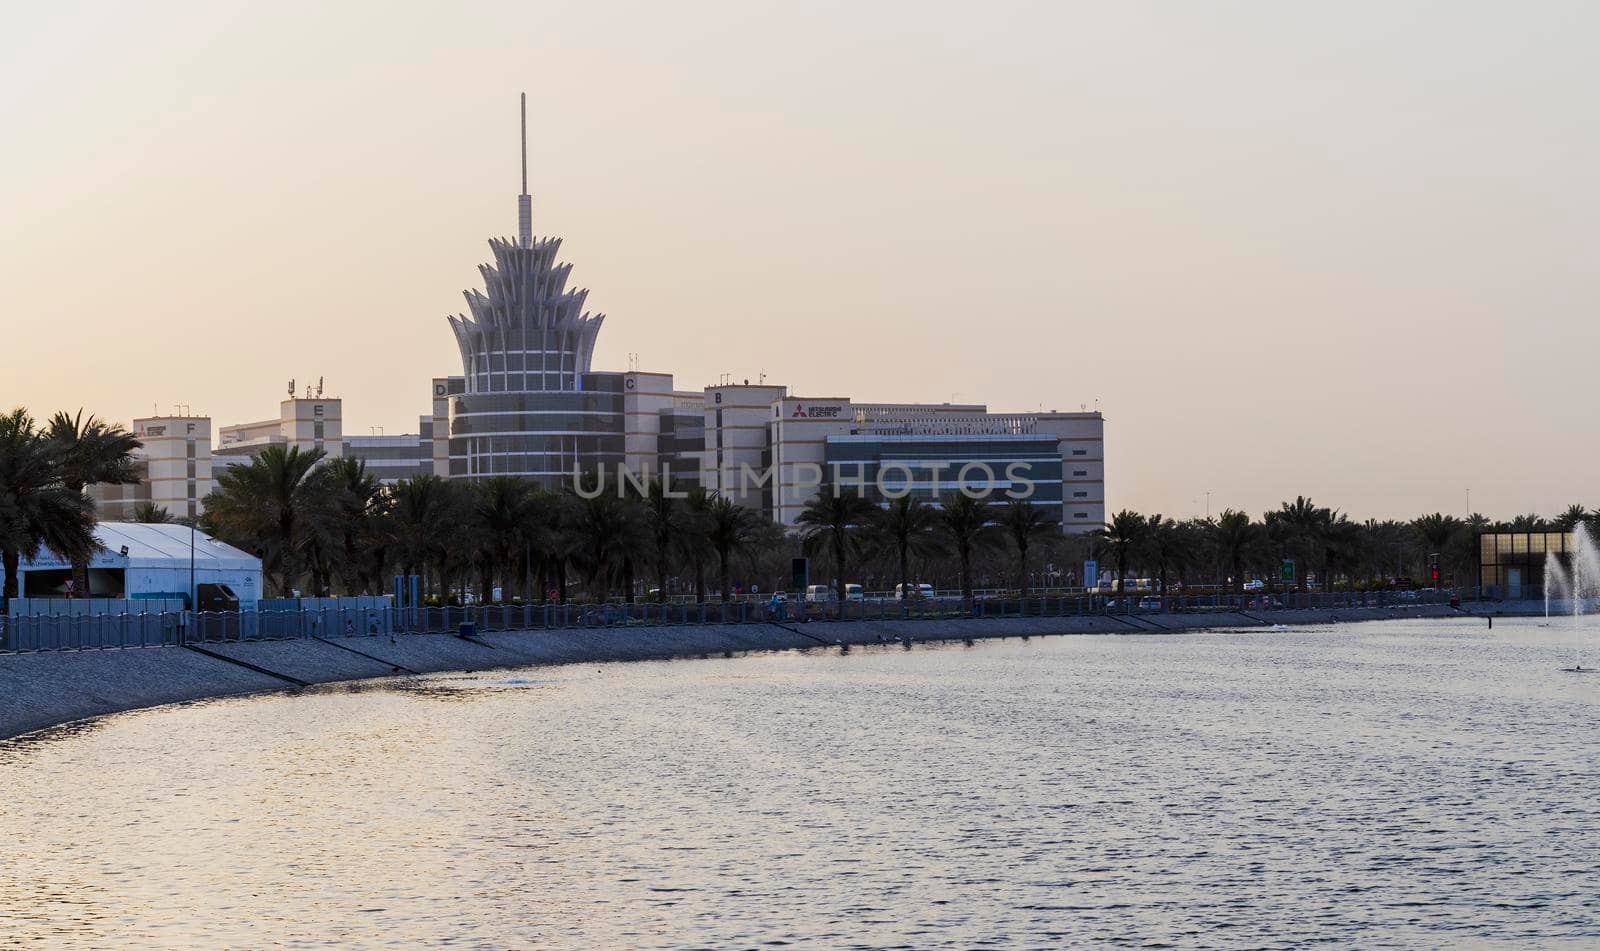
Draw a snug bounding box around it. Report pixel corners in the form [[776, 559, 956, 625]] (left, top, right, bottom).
[[845, 583, 864, 602], [805, 584, 835, 603], [894, 583, 935, 601]]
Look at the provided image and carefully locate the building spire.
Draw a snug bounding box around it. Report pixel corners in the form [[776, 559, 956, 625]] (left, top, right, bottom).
[[518, 92, 532, 247]]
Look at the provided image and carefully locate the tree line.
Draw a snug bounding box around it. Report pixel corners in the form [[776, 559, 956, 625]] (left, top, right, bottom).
[[0, 409, 141, 599], [4, 405, 1594, 605], [196, 447, 1068, 607], [1090, 499, 1600, 595]]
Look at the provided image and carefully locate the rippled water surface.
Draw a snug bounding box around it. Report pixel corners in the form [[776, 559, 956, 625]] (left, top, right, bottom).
[[3, 618, 1598, 949]]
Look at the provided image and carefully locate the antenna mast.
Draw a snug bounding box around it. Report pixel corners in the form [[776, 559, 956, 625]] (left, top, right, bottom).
[[517, 92, 532, 247]]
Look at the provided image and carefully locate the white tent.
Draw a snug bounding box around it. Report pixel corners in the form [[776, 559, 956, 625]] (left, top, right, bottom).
[[18, 522, 262, 607]]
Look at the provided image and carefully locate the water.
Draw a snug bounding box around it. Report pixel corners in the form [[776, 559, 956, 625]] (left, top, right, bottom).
[[1547, 522, 1600, 618], [2, 619, 1597, 949]]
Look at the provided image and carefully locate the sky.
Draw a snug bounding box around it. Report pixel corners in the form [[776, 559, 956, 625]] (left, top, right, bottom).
[[3, 0, 1597, 521]]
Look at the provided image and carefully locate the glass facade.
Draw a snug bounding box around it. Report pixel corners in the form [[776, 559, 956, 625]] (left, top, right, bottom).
[[658, 409, 705, 491], [1477, 531, 1578, 598], [824, 435, 1064, 511], [447, 377, 625, 483]]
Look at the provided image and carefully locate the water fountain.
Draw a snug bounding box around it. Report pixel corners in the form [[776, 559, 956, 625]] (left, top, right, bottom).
[[1543, 523, 1600, 671], [1545, 522, 1600, 617], [1545, 552, 1567, 620]]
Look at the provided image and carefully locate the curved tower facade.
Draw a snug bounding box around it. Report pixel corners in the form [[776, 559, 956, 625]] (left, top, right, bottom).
[[447, 237, 604, 394], [443, 95, 626, 484]]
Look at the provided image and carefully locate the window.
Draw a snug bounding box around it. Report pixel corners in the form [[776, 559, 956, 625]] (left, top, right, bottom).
[[314, 405, 324, 418], [1073, 512, 1088, 519], [1073, 491, 1088, 498], [1073, 470, 1087, 477], [1071, 449, 1087, 456]]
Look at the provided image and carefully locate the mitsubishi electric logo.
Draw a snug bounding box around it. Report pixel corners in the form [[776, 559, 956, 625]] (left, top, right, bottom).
[[792, 403, 807, 418], [791, 403, 843, 419]]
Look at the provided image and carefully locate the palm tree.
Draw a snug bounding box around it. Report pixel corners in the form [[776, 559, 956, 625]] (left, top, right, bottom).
[[1319, 513, 1362, 591], [47, 410, 142, 596], [704, 495, 758, 602], [511, 485, 559, 602], [873, 495, 940, 602], [1099, 509, 1148, 596], [997, 499, 1055, 598], [1171, 518, 1214, 590], [1212, 509, 1255, 593], [1276, 496, 1332, 591], [203, 445, 330, 597], [1554, 504, 1590, 532], [795, 482, 879, 613], [682, 485, 715, 603], [642, 478, 685, 603], [1411, 512, 1463, 588], [1144, 513, 1179, 594], [567, 487, 643, 602], [1362, 518, 1413, 586], [326, 456, 385, 595], [0, 409, 99, 601], [132, 502, 174, 523], [469, 476, 534, 602], [938, 493, 994, 603], [388, 474, 454, 596], [1411, 513, 1462, 554]]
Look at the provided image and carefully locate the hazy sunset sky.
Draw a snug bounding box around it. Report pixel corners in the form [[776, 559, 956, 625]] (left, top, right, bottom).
[[4, 1, 1597, 520]]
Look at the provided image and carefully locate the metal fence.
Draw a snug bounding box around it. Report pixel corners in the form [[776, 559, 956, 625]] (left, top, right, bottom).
[[0, 588, 1469, 654]]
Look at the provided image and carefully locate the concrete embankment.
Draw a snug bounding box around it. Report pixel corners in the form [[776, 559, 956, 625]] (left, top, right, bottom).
[[0, 604, 1468, 741]]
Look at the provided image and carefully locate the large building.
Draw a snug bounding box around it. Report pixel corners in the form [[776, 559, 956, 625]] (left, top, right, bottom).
[[215, 394, 433, 485], [702, 387, 1104, 530], [436, 97, 696, 488], [94, 393, 433, 515], [97, 95, 1107, 535], [90, 415, 213, 520]]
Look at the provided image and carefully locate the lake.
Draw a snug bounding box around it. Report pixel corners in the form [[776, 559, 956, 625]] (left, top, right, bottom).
[[2, 617, 1595, 948]]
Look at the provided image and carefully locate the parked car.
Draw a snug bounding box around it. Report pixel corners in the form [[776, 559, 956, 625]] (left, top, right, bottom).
[[845, 583, 864, 602], [805, 585, 835, 603], [1137, 596, 1163, 611], [895, 583, 935, 601], [1243, 579, 1266, 592]]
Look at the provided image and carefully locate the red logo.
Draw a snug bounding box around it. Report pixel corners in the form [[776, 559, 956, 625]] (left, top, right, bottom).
[[792, 403, 806, 418]]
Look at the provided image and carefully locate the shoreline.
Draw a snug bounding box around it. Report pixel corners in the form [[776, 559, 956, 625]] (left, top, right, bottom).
[[0, 603, 1505, 742]]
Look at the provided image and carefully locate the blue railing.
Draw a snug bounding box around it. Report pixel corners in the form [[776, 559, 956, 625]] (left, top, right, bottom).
[[0, 588, 1468, 654]]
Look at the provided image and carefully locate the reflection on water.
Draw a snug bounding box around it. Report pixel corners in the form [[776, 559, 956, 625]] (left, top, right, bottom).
[[2, 618, 1597, 949]]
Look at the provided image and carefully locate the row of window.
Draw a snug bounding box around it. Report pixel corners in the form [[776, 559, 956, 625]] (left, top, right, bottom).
[[449, 413, 627, 436], [451, 392, 625, 414], [451, 434, 625, 456], [827, 441, 1061, 462]]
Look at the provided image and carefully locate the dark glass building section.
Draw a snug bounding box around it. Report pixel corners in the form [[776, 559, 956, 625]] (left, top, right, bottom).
[[1477, 530, 1579, 599], [658, 408, 705, 491], [824, 435, 1064, 511], [448, 374, 625, 480]]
